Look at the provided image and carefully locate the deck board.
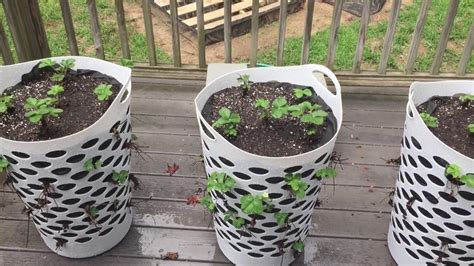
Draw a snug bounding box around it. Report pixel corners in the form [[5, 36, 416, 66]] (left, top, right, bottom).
[[0, 81, 403, 264]]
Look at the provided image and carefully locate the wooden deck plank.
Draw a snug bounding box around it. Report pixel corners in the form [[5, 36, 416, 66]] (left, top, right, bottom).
[[0, 220, 393, 265]]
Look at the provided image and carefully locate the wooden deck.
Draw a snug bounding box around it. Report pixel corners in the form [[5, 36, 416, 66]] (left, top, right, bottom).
[[0, 79, 407, 265]]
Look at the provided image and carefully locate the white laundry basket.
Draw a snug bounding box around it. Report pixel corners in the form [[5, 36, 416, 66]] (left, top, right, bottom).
[[388, 80, 474, 265], [195, 65, 343, 265], [0, 57, 133, 258]]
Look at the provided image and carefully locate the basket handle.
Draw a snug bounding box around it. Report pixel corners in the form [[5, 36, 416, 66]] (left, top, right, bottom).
[[304, 64, 341, 99]]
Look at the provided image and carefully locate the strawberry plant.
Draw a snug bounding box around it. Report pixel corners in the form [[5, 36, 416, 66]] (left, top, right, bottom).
[[212, 107, 240, 137], [237, 74, 253, 92], [120, 58, 134, 68], [47, 85, 64, 98], [0, 156, 8, 172], [289, 101, 328, 135], [420, 112, 438, 128], [459, 94, 474, 102], [94, 84, 113, 101], [0, 95, 14, 114], [39, 58, 75, 82], [84, 158, 102, 172], [224, 211, 245, 228], [293, 88, 312, 99], [199, 194, 215, 212], [445, 164, 474, 188], [112, 170, 128, 185], [315, 167, 337, 180], [24, 97, 63, 124], [255, 98, 270, 119], [271, 96, 289, 118], [284, 173, 309, 199], [468, 124, 474, 133], [240, 193, 270, 215], [207, 172, 236, 193], [274, 212, 289, 225]]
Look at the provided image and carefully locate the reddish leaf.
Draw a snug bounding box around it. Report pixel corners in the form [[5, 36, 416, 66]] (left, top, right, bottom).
[[166, 163, 179, 176], [162, 251, 179, 260], [187, 194, 200, 206]]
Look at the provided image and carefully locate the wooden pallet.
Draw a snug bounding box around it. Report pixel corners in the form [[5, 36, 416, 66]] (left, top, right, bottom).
[[152, 0, 305, 44]]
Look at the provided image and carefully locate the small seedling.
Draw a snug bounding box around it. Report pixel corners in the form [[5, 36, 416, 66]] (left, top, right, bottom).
[[24, 97, 63, 124], [293, 88, 312, 99], [255, 98, 271, 119], [0, 95, 14, 113], [199, 194, 215, 212], [240, 193, 269, 215], [315, 167, 337, 180], [224, 211, 245, 228], [84, 158, 102, 172], [459, 94, 474, 102], [94, 84, 113, 101], [112, 170, 128, 185], [285, 173, 309, 199], [274, 212, 289, 225], [237, 74, 253, 92], [291, 240, 305, 253], [84, 205, 99, 226], [39, 58, 75, 82], [445, 164, 474, 188], [271, 96, 289, 119], [47, 85, 64, 98], [288, 101, 327, 135], [207, 172, 236, 193], [212, 107, 240, 137], [468, 124, 474, 134], [0, 156, 9, 172], [420, 112, 438, 128], [120, 58, 134, 68]]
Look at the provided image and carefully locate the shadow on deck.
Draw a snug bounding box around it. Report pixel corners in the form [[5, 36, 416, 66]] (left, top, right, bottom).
[[0, 78, 405, 265]]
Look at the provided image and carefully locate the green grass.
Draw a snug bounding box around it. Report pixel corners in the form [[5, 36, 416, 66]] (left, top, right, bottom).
[[257, 0, 474, 72], [0, 0, 171, 64]]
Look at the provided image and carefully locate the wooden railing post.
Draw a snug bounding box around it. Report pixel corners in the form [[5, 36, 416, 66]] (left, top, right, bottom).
[[352, 0, 370, 73], [378, 0, 401, 74], [196, 0, 206, 68], [2, 0, 50, 62], [87, 0, 105, 59], [300, 0, 315, 65], [143, 0, 157, 65], [60, 0, 79, 56], [326, 0, 343, 69], [457, 24, 474, 76], [224, 0, 232, 63], [276, 0, 288, 66], [169, 0, 182, 67], [405, 0, 431, 74], [115, 0, 130, 59], [0, 19, 14, 64], [249, 0, 259, 67]]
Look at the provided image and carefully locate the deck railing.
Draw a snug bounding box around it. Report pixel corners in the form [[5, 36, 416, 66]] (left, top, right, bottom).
[[0, 0, 473, 82]]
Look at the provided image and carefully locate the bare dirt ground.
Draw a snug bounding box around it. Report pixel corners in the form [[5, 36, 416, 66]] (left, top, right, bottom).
[[124, 0, 412, 64]]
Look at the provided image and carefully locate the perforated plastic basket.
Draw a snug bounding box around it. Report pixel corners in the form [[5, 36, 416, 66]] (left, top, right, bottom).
[[388, 80, 474, 265], [195, 65, 343, 265], [0, 57, 133, 258]]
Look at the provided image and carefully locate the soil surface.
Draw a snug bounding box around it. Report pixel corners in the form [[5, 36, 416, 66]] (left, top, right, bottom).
[[0, 64, 122, 141], [417, 95, 473, 158], [202, 82, 337, 157]]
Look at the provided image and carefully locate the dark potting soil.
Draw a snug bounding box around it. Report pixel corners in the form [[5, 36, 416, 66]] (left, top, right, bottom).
[[0, 64, 122, 141], [417, 95, 473, 158], [202, 82, 337, 157]]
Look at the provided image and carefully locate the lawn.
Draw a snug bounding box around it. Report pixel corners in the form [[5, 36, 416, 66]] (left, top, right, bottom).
[[257, 0, 474, 72], [0, 0, 171, 64]]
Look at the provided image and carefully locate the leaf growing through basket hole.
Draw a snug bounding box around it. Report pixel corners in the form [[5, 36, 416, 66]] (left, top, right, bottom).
[[459, 174, 474, 188], [84, 158, 102, 172], [445, 164, 461, 178], [292, 240, 305, 253], [120, 58, 134, 68], [112, 170, 128, 185], [468, 124, 474, 134], [0, 156, 9, 172], [315, 167, 337, 180], [420, 112, 438, 128], [0, 95, 14, 113], [207, 172, 236, 193], [445, 164, 474, 188], [274, 212, 289, 225], [285, 173, 309, 199], [212, 107, 240, 137], [166, 163, 179, 176], [240, 193, 269, 215], [271, 96, 289, 118], [94, 84, 113, 101], [293, 88, 312, 99], [224, 211, 245, 228], [199, 194, 215, 212]]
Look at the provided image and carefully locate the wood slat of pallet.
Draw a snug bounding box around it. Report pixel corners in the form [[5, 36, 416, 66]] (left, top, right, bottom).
[[178, 0, 223, 16], [205, 1, 279, 30], [183, 0, 252, 27], [154, 0, 170, 9]]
